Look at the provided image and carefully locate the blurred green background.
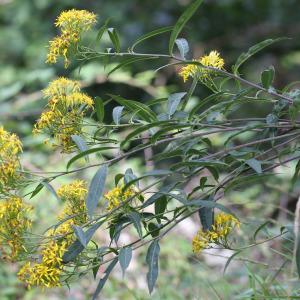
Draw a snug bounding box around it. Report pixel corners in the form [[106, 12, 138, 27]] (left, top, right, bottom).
[[1, 0, 300, 299]]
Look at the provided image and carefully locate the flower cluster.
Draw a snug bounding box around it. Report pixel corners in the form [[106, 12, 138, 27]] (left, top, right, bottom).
[[192, 212, 240, 253], [46, 9, 97, 67], [104, 184, 137, 211], [0, 197, 32, 261], [18, 180, 88, 288], [0, 127, 23, 194], [179, 50, 225, 83], [33, 77, 93, 152]]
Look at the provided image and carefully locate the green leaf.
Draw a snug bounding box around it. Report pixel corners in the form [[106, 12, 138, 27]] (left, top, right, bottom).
[[123, 169, 172, 191], [95, 96, 105, 123], [148, 222, 160, 237], [72, 225, 87, 247], [120, 120, 173, 148], [107, 28, 121, 53], [86, 165, 108, 217], [292, 159, 300, 186], [167, 92, 186, 116], [169, 0, 203, 55], [155, 196, 168, 216], [92, 257, 118, 300], [296, 234, 300, 278], [233, 38, 286, 74], [63, 221, 104, 263], [71, 135, 89, 162], [131, 26, 173, 51], [41, 181, 59, 201], [67, 146, 117, 170], [146, 240, 160, 294], [96, 19, 110, 43], [184, 199, 234, 215], [112, 106, 124, 125], [224, 250, 242, 274], [245, 158, 262, 174], [108, 57, 157, 76], [170, 160, 227, 171], [30, 182, 45, 199], [253, 221, 271, 242], [261, 66, 275, 89], [109, 94, 157, 123], [128, 211, 143, 238], [175, 38, 189, 59], [198, 207, 214, 231], [119, 246, 132, 277], [225, 174, 272, 193]]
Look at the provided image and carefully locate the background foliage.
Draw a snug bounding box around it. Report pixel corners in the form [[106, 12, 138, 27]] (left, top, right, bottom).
[[1, 0, 300, 299]]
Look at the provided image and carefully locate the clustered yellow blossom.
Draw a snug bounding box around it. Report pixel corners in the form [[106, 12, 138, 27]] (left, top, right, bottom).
[[0, 197, 32, 261], [33, 77, 93, 152], [192, 212, 240, 253], [0, 127, 23, 193], [18, 180, 88, 288], [46, 9, 97, 67], [104, 184, 137, 211], [179, 50, 225, 83]]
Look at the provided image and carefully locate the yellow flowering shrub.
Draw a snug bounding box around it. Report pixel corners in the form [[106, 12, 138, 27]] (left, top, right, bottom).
[[2, 2, 299, 297]]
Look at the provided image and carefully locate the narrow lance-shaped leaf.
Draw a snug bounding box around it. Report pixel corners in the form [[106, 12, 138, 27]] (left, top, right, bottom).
[[72, 225, 87, 247], [146, 239, 160, 294], [71, 135, 89, 162], [131, 26, 173, 51], [112, 106, 124, 125], [95, 96, 105, 123], [175, 38, 189, 59], [86, 165, 108, 217], [92, 257, 118, 300], [41, 181, 59, 201], [107, 27, 121, 53], [233, 38, 286, 74], [245, 158, 262, 174], [119, 246, 133, 277], [169, 0, 203, 55], [167, 92, 187, 116], [128, 211, 143, 238], [261, 66, 275, 89]]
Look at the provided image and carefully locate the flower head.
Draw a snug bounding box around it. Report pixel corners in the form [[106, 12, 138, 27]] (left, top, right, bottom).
[[192, 212, 239, 254], [18, 180, 88, 288], [104, 185, 136, 211], [47, 9, 97, 67], [0, 197, 32, 261], [34, 77, 93, 152], [179, 50, 225, 83], [55, 9, 97, 32], [0, 127, 23, 193]]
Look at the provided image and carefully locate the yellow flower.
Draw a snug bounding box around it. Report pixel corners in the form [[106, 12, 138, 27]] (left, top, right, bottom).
[[0, 197, 32, 261], [57, 180, 88, 224], [34, 78, 93, 152], [18, 261, 63, 288], [179, 50, 225, 83], [0, 127, 23, 193], [47, 9, 97, 67], [18, 180, 89, 289], [55, 9, 97, 32], [104, 185, 136, 211], [192, 212, 239, 254]]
